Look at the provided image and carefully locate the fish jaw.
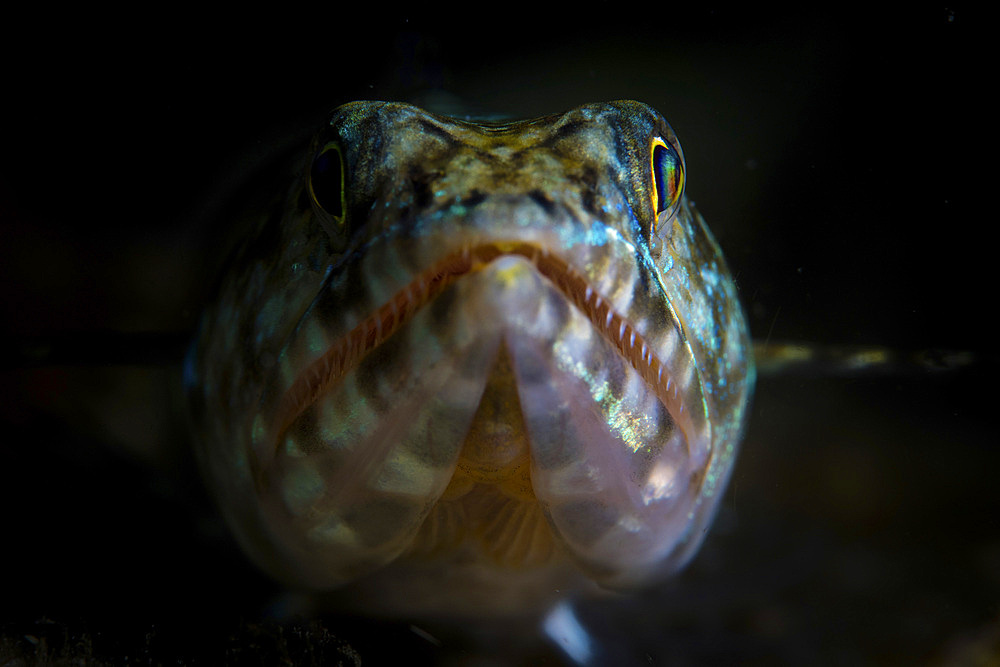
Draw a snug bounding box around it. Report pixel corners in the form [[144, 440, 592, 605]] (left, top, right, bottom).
[[246, 196, 715, 592]]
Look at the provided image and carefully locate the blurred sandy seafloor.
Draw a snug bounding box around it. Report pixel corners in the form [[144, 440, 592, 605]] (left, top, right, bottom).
[[1, 7, 993, 665]]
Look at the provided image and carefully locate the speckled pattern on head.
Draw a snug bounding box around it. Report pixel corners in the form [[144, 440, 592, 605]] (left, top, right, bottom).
[[186, 100, 754, 616]]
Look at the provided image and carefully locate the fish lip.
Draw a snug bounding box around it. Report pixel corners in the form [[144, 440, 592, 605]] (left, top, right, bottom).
[[261, 239, 707, 473]]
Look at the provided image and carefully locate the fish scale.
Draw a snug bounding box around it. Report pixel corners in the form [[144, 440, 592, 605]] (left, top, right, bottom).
[[186, 100, 754, 616]]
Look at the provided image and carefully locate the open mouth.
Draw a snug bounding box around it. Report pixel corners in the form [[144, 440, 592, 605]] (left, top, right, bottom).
[[267, 240, 701, 463], [245, 236, 715, 590]]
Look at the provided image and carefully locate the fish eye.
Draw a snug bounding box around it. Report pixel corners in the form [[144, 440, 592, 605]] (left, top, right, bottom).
[[309, 141, 346, 233], [650, 136, 685, 232]]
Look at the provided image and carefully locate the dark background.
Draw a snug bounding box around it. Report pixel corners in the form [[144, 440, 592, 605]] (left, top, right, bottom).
[[1, 7, 992, 665]]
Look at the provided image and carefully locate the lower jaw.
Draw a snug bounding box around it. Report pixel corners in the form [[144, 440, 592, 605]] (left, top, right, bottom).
[[254, 254, 699, 597]]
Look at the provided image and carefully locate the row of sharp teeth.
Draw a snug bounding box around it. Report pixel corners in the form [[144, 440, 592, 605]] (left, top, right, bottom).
[[269, 241, 691, 458], [573, 258, 683, 412]]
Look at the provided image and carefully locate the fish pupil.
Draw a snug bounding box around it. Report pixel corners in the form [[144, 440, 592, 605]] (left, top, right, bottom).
[[310, 146, 345, 219]]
